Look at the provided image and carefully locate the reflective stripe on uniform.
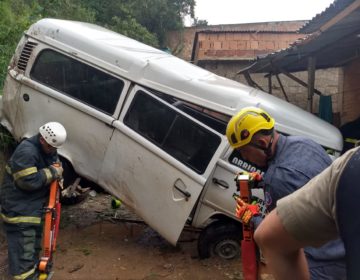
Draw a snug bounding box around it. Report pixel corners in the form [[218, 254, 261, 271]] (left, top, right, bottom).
[[5, 164, 12, 174], [345, 138, 358, 144], [12, 167, 38, 181], [0, 213, 41, 224], [43, 168, 53, 185], [13, 267, 36, 280], [345, 138, 360, 148]]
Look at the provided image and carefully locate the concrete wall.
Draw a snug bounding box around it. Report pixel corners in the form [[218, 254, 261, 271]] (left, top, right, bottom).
[[166, 28, 198, 61], [200, 60, 343, 126]]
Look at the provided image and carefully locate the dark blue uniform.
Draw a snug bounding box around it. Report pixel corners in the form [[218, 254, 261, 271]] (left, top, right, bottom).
[[264, 134, 346, 279], [0, 135, 58, 279], [336, 148, 360, 279]]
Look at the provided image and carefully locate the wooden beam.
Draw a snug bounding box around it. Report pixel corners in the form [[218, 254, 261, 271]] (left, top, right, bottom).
[[275, 74, 289, 102], [243, 72, 265, 91], [307, 56, 316, 113], [276, 66, 323, 96], [268, 74, 272, 95]]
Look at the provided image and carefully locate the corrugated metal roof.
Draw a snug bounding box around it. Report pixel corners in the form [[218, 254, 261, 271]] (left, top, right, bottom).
[[189, 20, 307, 33], [299, 0, 355, 33], [240, 1, 360, 74]]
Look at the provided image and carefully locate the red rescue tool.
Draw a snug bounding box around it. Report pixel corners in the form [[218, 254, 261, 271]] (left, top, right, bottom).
[[38, 163, 62, 280], [234, 172, 262, 280]]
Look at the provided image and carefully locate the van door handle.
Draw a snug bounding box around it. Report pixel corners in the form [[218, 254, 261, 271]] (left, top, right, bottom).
[[174, 185, 191, 201], [212, 178, 229, 189]]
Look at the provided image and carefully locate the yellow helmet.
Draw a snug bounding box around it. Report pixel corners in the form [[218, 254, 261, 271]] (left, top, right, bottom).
[[226, 107, 275, 149]]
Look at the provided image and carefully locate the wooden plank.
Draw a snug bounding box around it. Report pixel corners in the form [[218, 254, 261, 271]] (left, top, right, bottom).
[[275, 74, 289, 102], [276, 66, 323, 96]]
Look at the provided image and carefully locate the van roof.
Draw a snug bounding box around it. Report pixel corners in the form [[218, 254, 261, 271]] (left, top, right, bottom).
[[26, 19, 342, 151]]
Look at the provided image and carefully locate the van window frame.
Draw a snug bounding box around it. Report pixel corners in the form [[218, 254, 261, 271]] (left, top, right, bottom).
[[123, 89, 223, 174]]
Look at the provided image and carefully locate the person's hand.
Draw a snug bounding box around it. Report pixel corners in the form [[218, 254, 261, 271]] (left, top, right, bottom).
[[235, 197, 259, 224], [49, 164, 64, 180]]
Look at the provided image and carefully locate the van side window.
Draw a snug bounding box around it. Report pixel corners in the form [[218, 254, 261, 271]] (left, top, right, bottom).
[[30, 49, 124, 115], [124, 91, 221, 174], [151, 90, 230, 134]]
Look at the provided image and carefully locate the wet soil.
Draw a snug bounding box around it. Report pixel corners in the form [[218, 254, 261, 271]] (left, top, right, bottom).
[[0, 192, 244, 280]]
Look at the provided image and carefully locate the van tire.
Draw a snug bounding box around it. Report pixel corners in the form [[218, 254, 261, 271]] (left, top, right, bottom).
[[60, 158, 77, 189], [60, 158, 88, 205], [197, 221, 242, 260]]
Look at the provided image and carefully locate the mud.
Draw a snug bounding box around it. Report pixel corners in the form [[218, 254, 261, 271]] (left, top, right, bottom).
[[0, 193, 244, 280]]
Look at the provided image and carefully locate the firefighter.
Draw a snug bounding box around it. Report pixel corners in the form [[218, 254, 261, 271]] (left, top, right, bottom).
[[0, 122, 66, 280], [226, 107, 346, 279]]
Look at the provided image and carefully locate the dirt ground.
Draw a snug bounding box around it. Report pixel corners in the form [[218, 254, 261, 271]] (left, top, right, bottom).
[[0, 144, 246, 280], [0, 192, 244, 280]]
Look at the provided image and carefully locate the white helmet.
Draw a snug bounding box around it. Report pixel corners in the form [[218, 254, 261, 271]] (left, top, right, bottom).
[[39, 122, 67, 148]]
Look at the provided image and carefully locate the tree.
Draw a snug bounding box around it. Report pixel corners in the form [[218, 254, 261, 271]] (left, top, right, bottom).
[[0, 0, 196, 88], [130, 0, 195, 47], [192, 18, 208, 27], [37, 0, 95, 22], [82, 0, 159, 46], [82, 0, 195, 47], [0, 0, 40, 89]]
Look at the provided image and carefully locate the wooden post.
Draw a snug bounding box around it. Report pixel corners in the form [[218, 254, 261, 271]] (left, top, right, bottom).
[[307, 56, 316, 113], [268, 74, 272, 95], [275, 74, 289, 102]]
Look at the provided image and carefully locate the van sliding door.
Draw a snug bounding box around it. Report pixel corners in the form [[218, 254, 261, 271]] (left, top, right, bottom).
[[99, 86, 228, 244]]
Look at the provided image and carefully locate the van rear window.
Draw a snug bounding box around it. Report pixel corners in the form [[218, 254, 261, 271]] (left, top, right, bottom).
[[30, 49, 124, 115], [124, 91, 221, 174]]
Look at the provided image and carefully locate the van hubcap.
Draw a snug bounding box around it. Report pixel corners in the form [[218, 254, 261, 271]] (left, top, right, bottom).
[[214, 239, 240, 259]]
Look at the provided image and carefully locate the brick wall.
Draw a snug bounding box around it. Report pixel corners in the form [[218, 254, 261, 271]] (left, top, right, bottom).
[[342, 57, 360, 124], [165, 21, 306, 62], [195, 33, 303, 61]]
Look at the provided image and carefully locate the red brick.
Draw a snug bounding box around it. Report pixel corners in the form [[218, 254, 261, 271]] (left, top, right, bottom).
[[222, 41, 230, 49], [218, 33, 226, 41], [237, 40, 247, 50], [250, 41, 259, 50], [235, 49, 255, 58], [229, 41, 238, 49], [205, 50, 216, 56], [213, 41, 221, 50], [226, 33, 234, 40], [265, 41, 275, 50]]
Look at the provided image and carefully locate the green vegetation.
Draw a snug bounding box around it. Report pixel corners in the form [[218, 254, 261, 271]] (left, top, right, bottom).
[[0, 0, 196, 89], [0, 125, 16, 154]]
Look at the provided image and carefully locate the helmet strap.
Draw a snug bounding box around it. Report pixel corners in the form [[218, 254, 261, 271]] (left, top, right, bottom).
[[265, 132, 274, 157]]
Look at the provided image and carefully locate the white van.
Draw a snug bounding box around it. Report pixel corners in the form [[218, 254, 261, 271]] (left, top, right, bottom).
[[0, 19, 343, 259]]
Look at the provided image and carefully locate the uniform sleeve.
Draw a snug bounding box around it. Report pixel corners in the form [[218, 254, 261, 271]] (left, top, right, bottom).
[[9, 144, 55, 192], [270, 166, 311, 197]]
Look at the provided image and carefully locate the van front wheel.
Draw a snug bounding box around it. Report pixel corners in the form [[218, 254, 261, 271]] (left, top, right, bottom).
[[197, 221, 242, 260]]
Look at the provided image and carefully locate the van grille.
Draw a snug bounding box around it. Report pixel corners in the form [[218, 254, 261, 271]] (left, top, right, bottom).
[[17, 41, 38, 71]]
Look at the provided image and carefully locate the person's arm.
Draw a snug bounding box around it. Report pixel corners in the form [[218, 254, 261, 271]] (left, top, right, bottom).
[[9, 145, 61, 191], [254, 210, 310, 280]]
